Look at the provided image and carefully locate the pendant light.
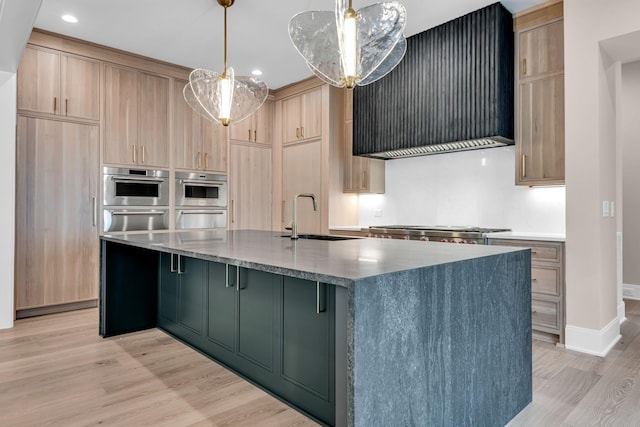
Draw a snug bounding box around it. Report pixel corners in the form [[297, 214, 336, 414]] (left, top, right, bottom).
[[289, 0, 407, 89], [184, 0, 268, 126]]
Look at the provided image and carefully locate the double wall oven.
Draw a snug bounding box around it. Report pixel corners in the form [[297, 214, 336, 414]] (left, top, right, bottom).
[[175, 172, 227, 229], [103, 167, 170, 232]]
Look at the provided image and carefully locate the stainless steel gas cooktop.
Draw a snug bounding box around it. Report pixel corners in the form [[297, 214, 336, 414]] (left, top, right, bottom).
[[364, 225, 511, 244]]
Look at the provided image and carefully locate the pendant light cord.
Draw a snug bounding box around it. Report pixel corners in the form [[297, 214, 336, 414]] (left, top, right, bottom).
[[223, 5, 228, 76]]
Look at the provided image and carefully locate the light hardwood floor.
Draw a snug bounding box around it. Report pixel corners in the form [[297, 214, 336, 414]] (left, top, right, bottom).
[[2, 301, 640, 426]]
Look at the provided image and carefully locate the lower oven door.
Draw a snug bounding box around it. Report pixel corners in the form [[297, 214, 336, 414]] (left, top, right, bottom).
[[176, 209, 227, 230], [103, 208, 169, 232]]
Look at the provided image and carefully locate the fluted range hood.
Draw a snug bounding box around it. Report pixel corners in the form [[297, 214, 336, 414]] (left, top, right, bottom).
[[353, 2, 514, 159]]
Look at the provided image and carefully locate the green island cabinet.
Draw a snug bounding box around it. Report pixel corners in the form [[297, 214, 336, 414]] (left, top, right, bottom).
[[157, 253, 335, 425]]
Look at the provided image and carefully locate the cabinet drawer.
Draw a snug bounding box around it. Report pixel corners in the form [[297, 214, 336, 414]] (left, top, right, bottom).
[[531, 297, 560, 332], [488, 239, 563, 263], [531, 265, 561, 296]]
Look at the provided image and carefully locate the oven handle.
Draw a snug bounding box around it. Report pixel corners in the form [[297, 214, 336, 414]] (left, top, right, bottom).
[[109, 211, 167, 216], [112, 176, 166, 183], [178, 210, 225, 215], [180, 180, 226, 187]]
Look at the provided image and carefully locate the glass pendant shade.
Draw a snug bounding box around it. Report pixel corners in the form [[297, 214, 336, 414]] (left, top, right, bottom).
[[184, 68, 268, 125], [183, 1, 269, 126], [289, 0, 407, 89]]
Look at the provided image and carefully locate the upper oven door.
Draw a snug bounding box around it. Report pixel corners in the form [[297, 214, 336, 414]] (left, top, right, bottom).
[[175, 173, 227, 207], [104, 167, 169, 206]]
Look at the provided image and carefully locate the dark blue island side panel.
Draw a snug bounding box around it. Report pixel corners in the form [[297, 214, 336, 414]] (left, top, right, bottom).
[[350, 250, 531, 427]]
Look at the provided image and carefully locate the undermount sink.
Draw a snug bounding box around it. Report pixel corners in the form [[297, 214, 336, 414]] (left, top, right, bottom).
[[280, 234, 357, 241]]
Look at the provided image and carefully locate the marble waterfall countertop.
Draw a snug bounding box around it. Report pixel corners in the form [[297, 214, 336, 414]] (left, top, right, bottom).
[[101, 230, 526, 288]]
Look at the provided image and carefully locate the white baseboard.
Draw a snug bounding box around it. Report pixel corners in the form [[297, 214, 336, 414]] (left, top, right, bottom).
[[618, 300, 627, 325], [623, 283, 640, 300], [565, 317, 621, 357]]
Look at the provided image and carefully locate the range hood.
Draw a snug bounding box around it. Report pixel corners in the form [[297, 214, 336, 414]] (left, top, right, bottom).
[[352, 2, 514, 159]]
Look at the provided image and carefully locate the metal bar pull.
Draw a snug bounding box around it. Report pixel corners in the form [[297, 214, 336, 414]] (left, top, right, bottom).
[[301, 126, 304, 138], [521, 154, 526, 178], [132, 145, 137, 164], [254, 130, 257, 142], [65, 99, 68, 115], [170, 254, 177, 273], [316, 281, 325, 314], [205, 152, 209, 169], [296, 127, 299, 138], [91, 197, 97, 227], [53, 97, 57, 113], [248, 129, 251, 141], [225, 264, 230, 288], [231, 200, 235, 223], [523, 59, 527, 75], [141, 145, 145, 164], [177, 255, 183, 275], [236, 267, 241, 292]]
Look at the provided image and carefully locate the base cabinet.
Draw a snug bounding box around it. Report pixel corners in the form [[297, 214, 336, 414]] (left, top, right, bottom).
[[157, 256, 336, 426]]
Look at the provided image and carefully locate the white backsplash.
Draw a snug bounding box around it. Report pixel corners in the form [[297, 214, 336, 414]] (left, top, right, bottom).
[[358, 146, 566, 234]]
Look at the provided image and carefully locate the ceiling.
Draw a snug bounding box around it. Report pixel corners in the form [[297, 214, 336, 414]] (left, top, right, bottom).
[[34, 0, 546, 89]]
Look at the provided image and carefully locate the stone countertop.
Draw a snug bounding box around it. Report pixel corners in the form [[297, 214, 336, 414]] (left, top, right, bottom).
[[102, 230, 526, 288], [486, 231, 566, 242]]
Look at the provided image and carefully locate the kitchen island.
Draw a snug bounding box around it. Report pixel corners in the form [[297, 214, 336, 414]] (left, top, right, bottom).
[[100, 230, 531, 427]]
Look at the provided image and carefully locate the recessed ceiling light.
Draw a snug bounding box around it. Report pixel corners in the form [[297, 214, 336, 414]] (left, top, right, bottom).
[[61, 14, 78, 23], [252, 69, 263, 76]]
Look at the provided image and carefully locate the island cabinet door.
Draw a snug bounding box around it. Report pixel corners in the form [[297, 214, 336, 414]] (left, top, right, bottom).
[[235, 268, 281, 381], [157, 253, 207, 343], [206, 263, 237, 359], [280, 277, 335, 427]]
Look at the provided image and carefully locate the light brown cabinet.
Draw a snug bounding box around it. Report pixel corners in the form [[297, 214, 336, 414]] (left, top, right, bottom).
[[229, 143, 272, 230], [282, 141, 323, 234], [229, 101, 273, 145], [173, 79, 227, 172], [282, 87, 322, 144], [515, 1, 564, 186], [17, 45, 100, 121], [487, 238, 565, 344], [104, 64, 170, 168], [343, 91, 385, 193], [15, 116, 100, 315]]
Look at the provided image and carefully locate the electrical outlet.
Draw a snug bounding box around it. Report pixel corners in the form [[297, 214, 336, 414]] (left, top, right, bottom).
[[374, 209, 382, 217], [602, 201, 610, 217]]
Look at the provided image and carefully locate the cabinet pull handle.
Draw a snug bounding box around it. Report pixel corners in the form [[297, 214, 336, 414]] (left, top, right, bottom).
[[521, 154, 526, 177], [236, 268, 241, 292], [301, 126, 304, 138], [53, 97, 57, 113], [296, 127, 299, 138], [91, 197, 97, 227], [531, 250, 537, 255], [231, 200, 235, 223], [205, 152, 209, 169], [141, 145, 145, 164], [65, 99, 68, 115], [170, 254, 177, 273], [523, 59, 527, 75], [532, 278, 538, 282], [254, 130, 257, 142], [225, 264, 230, 288], [196, 152, 201, 169], [531, 310, 537, 314], [316, 281, 325, 314], [177, 255, 183, 275], [132, 145, 137, 164], [248, 129, 251, 141]]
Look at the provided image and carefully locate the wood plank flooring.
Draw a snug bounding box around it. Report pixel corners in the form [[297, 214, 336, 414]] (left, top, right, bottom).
[[1, 301, 640, 426], [0, 309, 317, 426]]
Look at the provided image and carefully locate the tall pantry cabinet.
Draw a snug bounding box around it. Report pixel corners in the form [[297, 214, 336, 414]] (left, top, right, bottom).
[[15, 45, 101, 316]]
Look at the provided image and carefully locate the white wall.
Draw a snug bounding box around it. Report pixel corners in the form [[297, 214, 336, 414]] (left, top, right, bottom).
[[359, 146, 566, 233], [0, 71, 16, 329], [621, 61, 640, 288], [563, 0, 640, 355]]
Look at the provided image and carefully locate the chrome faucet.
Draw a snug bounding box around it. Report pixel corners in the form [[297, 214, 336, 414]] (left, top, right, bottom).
[[291, 193, 318, 240]]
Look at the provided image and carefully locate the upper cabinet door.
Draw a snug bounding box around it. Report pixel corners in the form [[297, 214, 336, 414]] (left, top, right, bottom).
[[202, 119, 227, 172], [61, 55, 100, 121], [104, 65, 139, 166], [17, 46, 60, 115], [173, 79, 202, 170], [282, 95, 303, 144], [229, 114, 253, 143], [519, 20, 564, 79], [138, 72, 170, 168], [301, 88, 322, 141]]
